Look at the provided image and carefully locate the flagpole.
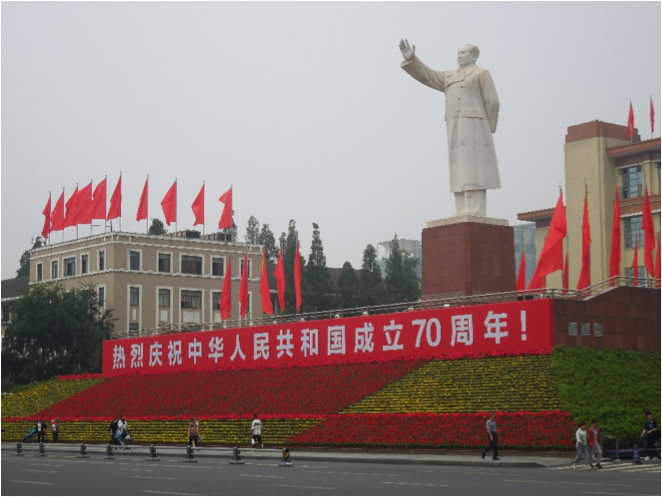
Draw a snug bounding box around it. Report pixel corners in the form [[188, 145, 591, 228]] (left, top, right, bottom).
[[62, 187, 65, 243], [104, 175, 108, 234], [75, 183, 79, 240], [48, 191, 51, 246], [90, 178, 93, 237], [175, 177, 178, 234], [119, 171, 122, 233], [146, 174, 149, 234], [203, 181, 205, 236]]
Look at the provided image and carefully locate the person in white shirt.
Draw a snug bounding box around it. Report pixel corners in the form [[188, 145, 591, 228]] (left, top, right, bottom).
[[573, 422, 590, 469], [251, 414, 263, 449], [117, 415, 128, 448]]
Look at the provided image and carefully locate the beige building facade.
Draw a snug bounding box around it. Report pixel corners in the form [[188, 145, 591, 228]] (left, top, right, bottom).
[[519, 121, 661, 288], [28, 231, 267, 337]]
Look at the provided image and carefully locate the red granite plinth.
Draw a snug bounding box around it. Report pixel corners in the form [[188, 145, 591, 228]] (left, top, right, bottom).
[[421, 222, 516, 299]]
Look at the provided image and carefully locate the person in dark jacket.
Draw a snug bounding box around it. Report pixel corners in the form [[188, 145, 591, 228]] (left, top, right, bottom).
[[35, 420, 46, 443], [110, 417, 120, 445], [641, 411, 660, 460]]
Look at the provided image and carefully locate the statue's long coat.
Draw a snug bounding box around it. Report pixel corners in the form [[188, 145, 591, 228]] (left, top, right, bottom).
[[401, 57, 501, 193]]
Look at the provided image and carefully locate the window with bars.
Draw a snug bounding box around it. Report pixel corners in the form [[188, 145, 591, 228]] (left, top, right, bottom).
[[129, 286, 140, 306], [81, 254, 89, 274], [212, 257, 225, 276], [37, 263, 43, 281], [620, 165, 642, 199], [181, 290, 202, 309], [51, 260, 59, 279], [624, 266, 647, 286], [98, 287, 105, 306], [129, 251, 140, 271], [158, 253, 171, 273], [623, 215, 644, 249], [99, 250, 105, 271], [159, 288, 171, 308], [212, 291, 221, 310], [181, 255, 202, 275], [64, 257, 75, 277]]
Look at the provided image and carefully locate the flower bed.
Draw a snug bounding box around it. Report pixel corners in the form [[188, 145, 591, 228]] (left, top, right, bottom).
[[289, 412, 574, 450], [0, 378, 105, 418], [33, 360, 425, 419], [343, 354, 562, 414]]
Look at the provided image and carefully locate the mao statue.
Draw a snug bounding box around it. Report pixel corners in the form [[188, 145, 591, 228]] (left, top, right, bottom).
[[399, 40, 500, 217]]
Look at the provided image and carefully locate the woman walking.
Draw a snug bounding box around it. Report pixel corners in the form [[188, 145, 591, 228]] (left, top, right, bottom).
[[573, 422, 590, 469]]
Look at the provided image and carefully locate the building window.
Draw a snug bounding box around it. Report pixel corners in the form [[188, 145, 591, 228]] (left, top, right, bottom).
[[51, 260, 59, 279], [158, 253, 171, 273], [99, 250, 105, 271], [2, 304, 11, 323], [212, 257, 225, 276], [159, 288, 171, 308], [129, 286, 140, 306], [212, 291, 221, 310], [181, 255, 202, 275], [623, 215, 644, 249], [625, 266, 646, 286], [81, 254, 89, 274], [128, 323, 139, 338], [620, 165, 642, 199], [181, 290, 202, 310], [37, 263, 43, 282], [240, 258, 252, 278], [98, 287, 105, 306], [64, 257, 76, 277], [129, 251, 140, 271]]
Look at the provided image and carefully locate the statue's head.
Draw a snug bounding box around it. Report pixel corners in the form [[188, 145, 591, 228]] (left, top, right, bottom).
[[457, 44, 479, 68]]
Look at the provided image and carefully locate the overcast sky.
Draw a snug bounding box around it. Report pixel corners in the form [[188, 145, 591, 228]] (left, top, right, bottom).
[[2, 1, 660, 280]]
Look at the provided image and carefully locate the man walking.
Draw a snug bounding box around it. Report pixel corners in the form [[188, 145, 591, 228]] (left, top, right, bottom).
[[251, 414, 264, 449], [588, 420, 603, 469], [481, 413, 500, 460]]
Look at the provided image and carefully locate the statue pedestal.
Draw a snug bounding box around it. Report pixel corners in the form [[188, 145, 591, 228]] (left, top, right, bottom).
[[421, 217, 516, 300]]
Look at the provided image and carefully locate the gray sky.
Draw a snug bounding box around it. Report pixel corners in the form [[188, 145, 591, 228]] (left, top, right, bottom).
[[2, 1, 660, 280]]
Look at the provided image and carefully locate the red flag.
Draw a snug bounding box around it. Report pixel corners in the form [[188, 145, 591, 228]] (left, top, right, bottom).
[[528, 192, 567, 289], [626, 100, 635, 139], [516, 245, 526, 291], [260, 248, 274, 315], [191, 183, 205, 226], [274, 248, 286, 312], [577, 187, 591, 289], [107, 175, 122, 220], [632, 233, 639, 287], [655, 234, 661, 288], [220, 258, 232, 320], [89, 178, 107, 221], [609, 189, 621, 286], [651, 96, 655, 134], [41, 195, 51, 240], [75, 181, 93, 225], [294, 240, 302, 312], [218, 187, 233, 230], [562, 251, 569, 294], [642, 186, 656, 277], [50, 191, 65, 231], [239, 251, 249, 318], [136, 178, 148, 221], [64, 187, 79, 228], [161, 180, 177, 226]]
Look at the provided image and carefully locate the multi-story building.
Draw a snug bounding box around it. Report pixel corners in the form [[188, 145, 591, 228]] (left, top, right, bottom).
[[518, 121, 660, 288], [28, 231, 267, 337]]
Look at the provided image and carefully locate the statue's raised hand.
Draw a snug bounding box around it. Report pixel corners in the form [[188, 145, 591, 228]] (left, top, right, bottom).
[[399, 39, 415, 61]]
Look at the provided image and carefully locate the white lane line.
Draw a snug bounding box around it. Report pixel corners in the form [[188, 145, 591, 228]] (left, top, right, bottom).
[[143, 491, 203, 496], [131, 476, 175, 480], [277, 484, 336, 490], [239, 474, 285, 479], [581, 492, 658, 496], [20, 469, 57, 474], [383, 482, 448, 487], [503, 479, 634, 487], [10, 480, 54, 485]]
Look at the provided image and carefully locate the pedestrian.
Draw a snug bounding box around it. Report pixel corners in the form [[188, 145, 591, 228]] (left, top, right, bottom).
[[188, 417, 200, 448], [588, 420, 603, 469], [573, 422, 590, 469], [251, 414, 264, 449], [640, 411, 660, 460], [51, 418, 60, 443], [117, 415, 128, 448], [481, 413, 500, 460], [110, 417, 120, 445], [35, 420, 46, 443]]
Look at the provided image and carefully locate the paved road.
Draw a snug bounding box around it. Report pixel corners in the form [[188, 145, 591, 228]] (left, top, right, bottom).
[[2, 451, 660, 496]]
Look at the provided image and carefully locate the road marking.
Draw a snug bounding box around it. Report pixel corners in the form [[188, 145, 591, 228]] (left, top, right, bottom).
[[131, 476, 175, 480], [10, 480, 54, 485], [503, 479, 633, 487], [383, 482, 448, 487], [581, 492, 657, 496], [239, 474, 285, 479], [143, 491, 203, 496], [277, 484, 336, 490], [21, 469, 57, 474]]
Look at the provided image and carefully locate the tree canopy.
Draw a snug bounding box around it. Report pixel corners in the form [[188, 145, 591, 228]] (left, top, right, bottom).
[[384, 234, 420, 303], [1, 284, 114, 385], [259, 223, 278, 264], [338, 262, 360, 309], [305, 223, 335, 311], [360, 244, 385, 306], [148, 218, 167, 236], [245, 215, 260, 244], [16, 237, 43, 278]]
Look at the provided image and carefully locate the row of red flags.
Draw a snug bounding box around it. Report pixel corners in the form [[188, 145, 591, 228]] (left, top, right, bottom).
[[517, 184, 660, 291], [626, 97, 655, 139], [40, 176, 234, 240], [226, 242, 303, 320]]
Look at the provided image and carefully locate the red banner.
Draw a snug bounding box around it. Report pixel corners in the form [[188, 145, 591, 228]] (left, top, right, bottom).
[[103, 299, 554, 375]]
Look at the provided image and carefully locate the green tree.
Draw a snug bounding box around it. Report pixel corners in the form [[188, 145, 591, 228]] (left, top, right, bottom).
[[259, 223, 278, 263], [338, 262, 360, 309], [16, 237, 43, 277], [245, 215, 260, 244], [283, 220, 306, 314], [360, 244, 385, 306], [384, 234, 421, 303], [1, 283, 114, 385], [148, 218, 167, 235], [305, 223, 334, 311]]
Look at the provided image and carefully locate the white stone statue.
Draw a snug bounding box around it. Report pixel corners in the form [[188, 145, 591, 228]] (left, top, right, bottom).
[[399, 40, 500, 217]]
